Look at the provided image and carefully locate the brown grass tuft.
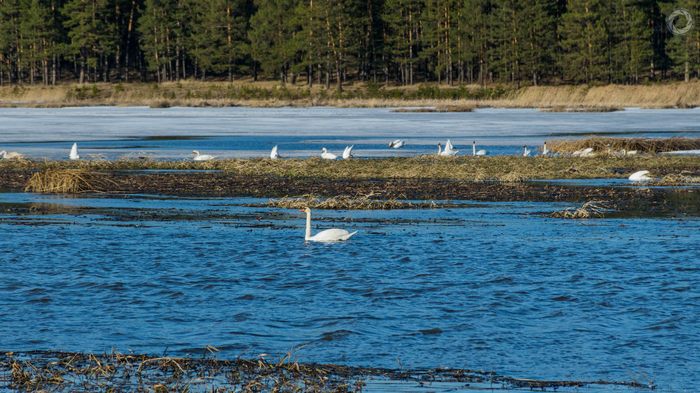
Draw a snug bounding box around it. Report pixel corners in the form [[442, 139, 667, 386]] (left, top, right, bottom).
[[24, 169, 117, 193]]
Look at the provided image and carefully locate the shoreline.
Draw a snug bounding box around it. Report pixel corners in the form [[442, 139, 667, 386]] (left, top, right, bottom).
[[1, 81, 699, 109]]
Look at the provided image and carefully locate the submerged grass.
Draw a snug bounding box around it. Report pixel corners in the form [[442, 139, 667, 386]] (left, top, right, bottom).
[[267, 194, 438, 210], [551, 200, 612, 219], [548, 137, 700, 155]]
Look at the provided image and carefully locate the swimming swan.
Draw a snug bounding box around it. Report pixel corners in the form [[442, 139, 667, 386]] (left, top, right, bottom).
[[389, 139, 405, 149], [342, 145, 354, 160], [321, 148, 337, 160], [0, 150, 24, 160], [522, 145, 531, 157], [301, 207, 357, 242], [69, 143, 80, 160], [629, 170, 652, 182], [472, 141, 486, 156], [192, 150, 216, 161], [270, 145, 280, 160]]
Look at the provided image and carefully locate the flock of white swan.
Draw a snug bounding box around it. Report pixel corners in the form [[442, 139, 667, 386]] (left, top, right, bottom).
[[0, 140, 663, 242]]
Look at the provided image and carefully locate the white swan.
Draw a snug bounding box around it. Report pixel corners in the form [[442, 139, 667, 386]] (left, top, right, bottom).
[[69, 143, 80, 160], [472, 141, 486, 156], [270, 145, 280, 160], [629, 170, 652, 182], [572, 147, 595, 157], [389, 139, 405, 149], [321, 148, 337, 160], [522, 145, 531, 157], [192, 150, 216, 161], [301, 207, 357, 242], [0, 150, 24, 160], [543, 141, 549, 155], [342, 145, 354, 160], [444, 140, 459, 156], [437, 143, 458, 156]]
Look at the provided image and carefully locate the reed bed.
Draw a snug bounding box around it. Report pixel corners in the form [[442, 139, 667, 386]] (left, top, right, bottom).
[[4, 155, 699, 190], [547, 137, 700, 155], [24, 169, 117, 193], [267, 194, 438, 210], [551, 200, 612, 219], [539, 105, 622, 112]]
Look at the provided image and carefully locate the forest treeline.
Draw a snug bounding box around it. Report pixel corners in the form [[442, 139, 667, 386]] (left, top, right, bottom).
[[0, 0, 698, 88]]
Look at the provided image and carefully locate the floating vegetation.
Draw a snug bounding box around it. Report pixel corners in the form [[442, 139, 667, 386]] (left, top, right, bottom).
[[551, 200, 613, 219], [24, 169, 117, 194], [656, 173, 700, 185], [266, 194, 438, 210], [0, 351, 656, 393], [548, 137, 700, 155], [540, 105, 622, 112], [392, 104, 474, 113]]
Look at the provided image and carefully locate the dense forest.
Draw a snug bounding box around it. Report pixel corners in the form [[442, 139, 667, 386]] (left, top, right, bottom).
[[0, 0, 698, 87]]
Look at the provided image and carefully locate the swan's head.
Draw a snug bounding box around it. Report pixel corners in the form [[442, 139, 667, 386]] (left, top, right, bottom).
[[192, 150, 199, 155], [298, 207, 311, 213], [0, 151, 5, 158], [321, 148, 327, 153]]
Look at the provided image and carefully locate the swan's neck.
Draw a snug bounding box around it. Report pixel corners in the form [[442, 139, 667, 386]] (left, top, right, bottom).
[[437, 144, 442, 154], [305, 211, 312, 240], [472, 143, 476, 156]]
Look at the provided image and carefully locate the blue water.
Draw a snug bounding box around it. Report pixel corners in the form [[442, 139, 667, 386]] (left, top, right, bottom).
[[1, 193, 698, 392], [0, 107, 699, 159]]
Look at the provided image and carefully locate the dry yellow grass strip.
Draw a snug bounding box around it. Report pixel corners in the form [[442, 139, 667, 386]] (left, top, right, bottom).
[[548, 137, 700, 154], [267, 194, 437, 210]]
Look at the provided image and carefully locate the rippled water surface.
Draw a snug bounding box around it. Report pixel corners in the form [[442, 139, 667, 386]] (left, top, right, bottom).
[[0, 106, 699, 159], [1, 193, 698, 392]]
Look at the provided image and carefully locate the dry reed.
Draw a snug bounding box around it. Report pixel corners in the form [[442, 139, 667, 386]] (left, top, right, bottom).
[[548, 137, 700, 155], [24, 169, 117, 193]]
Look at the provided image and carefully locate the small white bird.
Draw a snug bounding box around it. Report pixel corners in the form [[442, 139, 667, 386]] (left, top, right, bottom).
[[522, 145, 531, 157], [321, 148, 337, 160], [69, 143, 80, 160], [472, 141, 486, 156], [192, 150, 216, 161], [342, 145, 354, 160], [629, 170, 652, 182], [0, 150, 24, 160], [389, 139, 405, 149], [300, 207, 357, 242], [543, 141, 549, 156], [270, 145, 280, 160]]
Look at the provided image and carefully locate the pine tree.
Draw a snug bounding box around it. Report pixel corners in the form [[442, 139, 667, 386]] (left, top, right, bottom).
[[0, 0, 21, 83], [559, 0, 609, 83], [665, 0, 700, 81], [62, 0, 117, 83], [249, 0, 300, 82], [19, 0, 55, 84]]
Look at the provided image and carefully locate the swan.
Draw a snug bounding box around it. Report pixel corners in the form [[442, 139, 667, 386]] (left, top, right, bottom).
[[0, 150, 24, 160], [192, 150, 216, 161], [270, 145, 280, 160], [522, 145, 531, 157], [629, 170, 652, 182], [472, 141, 486, 156], [301, 207, 357, 242], [543, 141, 549, 155], [437, 142, 458, 156], [69, 143, 80, 160], [444, 140, 459, 156], [389, 139, 405, 149], [573, 147, 595, 157], [342, 145, 354, 160], [321, 148, 337, 160]]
